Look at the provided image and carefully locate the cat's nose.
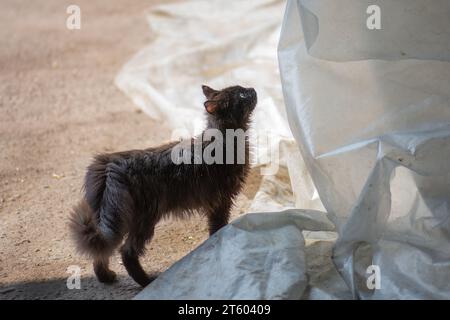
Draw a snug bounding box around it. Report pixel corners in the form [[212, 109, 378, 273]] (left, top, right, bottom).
[[247, 88, 256, 98]]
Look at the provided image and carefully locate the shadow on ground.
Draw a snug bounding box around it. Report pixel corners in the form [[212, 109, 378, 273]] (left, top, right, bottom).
[[0, 275, 149, 300]]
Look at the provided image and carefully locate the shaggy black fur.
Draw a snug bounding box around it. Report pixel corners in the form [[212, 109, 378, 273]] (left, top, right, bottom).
[[70, 85, 257, 287]]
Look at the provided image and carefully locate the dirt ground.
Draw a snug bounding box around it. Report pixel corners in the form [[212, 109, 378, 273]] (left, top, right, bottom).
[[0, 0, 261, 299]]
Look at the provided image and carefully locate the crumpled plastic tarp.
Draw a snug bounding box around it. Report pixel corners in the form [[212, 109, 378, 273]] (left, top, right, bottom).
[[118, 0, 450, 299], [279, 0, 450, 299], [135, 210, 335, 300]]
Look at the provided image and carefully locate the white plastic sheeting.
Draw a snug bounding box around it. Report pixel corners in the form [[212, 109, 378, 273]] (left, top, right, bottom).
[[122, 0, 450, 299], [279, 0, 450, 299], [135, 210, 333, 300]]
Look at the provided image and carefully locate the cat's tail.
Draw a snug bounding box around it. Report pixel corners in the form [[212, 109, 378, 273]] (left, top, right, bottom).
[[70, 199, 114, 257], [69, 155, 128, 258]]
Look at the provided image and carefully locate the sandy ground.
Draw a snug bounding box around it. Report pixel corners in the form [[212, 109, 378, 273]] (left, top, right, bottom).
[[0, 0, 261, 299]]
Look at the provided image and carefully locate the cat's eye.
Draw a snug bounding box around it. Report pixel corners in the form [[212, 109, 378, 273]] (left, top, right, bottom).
[[239, 93, 246, 99]]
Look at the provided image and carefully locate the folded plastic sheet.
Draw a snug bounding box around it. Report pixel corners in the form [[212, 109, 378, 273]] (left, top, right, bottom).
[[135, 210, 336, 300], [279, 0, 450, 299], [122, 0, 450, 299]]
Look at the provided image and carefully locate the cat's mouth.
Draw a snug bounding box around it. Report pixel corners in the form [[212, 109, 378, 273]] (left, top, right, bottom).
[[245, 87, 257, 110]]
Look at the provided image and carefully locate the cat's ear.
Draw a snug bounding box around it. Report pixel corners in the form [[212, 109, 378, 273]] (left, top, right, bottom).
[[204, 94, 229, 114], [204, 100, 218, 114], [202, 85, 218, 99]]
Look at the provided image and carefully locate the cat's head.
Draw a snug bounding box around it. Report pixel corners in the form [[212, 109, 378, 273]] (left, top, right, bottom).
[[202, 85, 257, 130]]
